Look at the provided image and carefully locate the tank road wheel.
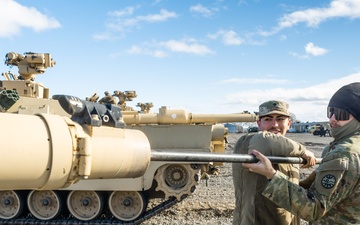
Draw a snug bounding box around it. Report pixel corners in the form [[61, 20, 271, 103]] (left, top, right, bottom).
[[155, 164, 201, 201], [108, 191, 148, 222], [67, 191, 103, 221], [0, 190, 25, 219], [27, 190, 62, 220]]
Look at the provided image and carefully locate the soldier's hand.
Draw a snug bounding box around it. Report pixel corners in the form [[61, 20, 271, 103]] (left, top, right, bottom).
[[301, 150, 317, 168], [242, 150, 277, 179]]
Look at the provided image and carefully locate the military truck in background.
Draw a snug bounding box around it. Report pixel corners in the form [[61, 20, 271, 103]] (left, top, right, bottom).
[[308, 123, 331, 137]]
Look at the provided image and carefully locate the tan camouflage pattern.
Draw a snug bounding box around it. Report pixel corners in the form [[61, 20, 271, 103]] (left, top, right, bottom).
[[258, 100, 291, 117], [263, 133, 360, 224], [232, 131, 306, 225]]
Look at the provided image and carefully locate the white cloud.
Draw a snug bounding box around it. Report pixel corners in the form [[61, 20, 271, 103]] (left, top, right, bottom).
[[153, 50, 167, 58], [126, 45, 167, 58], [0, 0, 60, 38], [152, 0, 162, 5], [279, 0, 360, 28], [107, 9, 176, 30], [98, 8, 177, 39], [160, 40, 214, 55], [137, 9, 177, 23], [108, 6, 136, 17], [127, 45, 143, 54], [260, 0, 360, 36], [222, 72, 360, 122], [125, 38, 214, 57], [223, 30, 243, 45], [289, 51, 310, 59], [305, 42, 329, 56], [208, 30, 244, 46], [93, 32, 120, 41], [190, 4, 218, 17], [289, 42, 328, 59]]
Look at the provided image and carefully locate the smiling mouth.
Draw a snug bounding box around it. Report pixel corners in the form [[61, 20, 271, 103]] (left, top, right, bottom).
[[268, 129, 281, 133]]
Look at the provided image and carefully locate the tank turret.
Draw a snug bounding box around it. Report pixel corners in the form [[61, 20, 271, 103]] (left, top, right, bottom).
[[83, 91, 259, 207]]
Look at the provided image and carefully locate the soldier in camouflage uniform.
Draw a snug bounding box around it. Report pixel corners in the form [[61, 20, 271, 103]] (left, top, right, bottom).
[[243, 82, 360, 224], [232, 100, 317, 225]]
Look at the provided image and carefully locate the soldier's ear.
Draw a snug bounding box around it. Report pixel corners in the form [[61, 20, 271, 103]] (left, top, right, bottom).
[[256, 120, 261, 126]]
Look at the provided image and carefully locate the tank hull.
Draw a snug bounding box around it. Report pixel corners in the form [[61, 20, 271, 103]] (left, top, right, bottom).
[[0, 51, 258, 223]]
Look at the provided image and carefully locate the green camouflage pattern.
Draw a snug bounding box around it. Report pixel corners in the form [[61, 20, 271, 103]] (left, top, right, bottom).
[[258, 100, 290, 117], [232, 131, 306, 225], [263, 134, 360, 224]]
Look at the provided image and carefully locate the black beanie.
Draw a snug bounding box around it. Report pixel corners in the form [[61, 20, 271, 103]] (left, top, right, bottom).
[[328, 82, 360, 122]]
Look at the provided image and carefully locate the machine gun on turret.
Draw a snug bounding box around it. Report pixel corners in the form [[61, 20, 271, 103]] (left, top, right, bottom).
[[4, 52, 55, 81], [136, 102, 154, 113]]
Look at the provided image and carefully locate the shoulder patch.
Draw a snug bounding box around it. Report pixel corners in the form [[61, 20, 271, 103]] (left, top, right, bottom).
[[321, 174, 337, 189]]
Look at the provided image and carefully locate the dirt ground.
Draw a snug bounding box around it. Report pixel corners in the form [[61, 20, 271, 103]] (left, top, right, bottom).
[[142, 132, 333, 225]]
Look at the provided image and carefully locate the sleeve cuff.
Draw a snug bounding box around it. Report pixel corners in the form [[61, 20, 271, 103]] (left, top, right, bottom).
[[265, 171, 287, 187]]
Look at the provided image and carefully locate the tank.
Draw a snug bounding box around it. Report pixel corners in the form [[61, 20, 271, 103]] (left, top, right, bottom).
[[0, 52, 258, 224]]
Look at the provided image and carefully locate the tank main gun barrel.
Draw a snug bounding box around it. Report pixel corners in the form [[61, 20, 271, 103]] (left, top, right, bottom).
[[0, 112, 151, 190], [151, 151, 322, 164], [190, 113, 257, 123], [122, 106, 258, 125]]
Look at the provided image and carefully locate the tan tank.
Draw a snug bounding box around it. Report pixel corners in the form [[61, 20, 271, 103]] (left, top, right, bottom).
[[0, 52, 258, 224]]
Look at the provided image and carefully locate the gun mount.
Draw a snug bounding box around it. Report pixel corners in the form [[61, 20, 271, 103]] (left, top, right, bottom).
[[4, 52, 56, 81], [0, 51, 262, 224], [1, 52, 56, 106], [136, 102, 154, 113], [112, 90, 137, 111]]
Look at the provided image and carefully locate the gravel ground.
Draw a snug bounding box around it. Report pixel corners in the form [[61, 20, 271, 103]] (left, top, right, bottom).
[[142, 132, 333, 225]]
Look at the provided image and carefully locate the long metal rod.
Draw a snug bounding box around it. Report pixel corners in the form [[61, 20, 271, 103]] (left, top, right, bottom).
[[151, 151, 322, 164]]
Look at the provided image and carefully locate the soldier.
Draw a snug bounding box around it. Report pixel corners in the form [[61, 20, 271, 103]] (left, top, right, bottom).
[[243, 82, 360, 224], [232, 100, 316, 225]]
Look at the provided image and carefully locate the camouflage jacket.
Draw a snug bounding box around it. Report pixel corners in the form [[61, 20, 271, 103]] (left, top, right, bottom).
[[232, 131, 306, 225], [263, 133, 360, 224]]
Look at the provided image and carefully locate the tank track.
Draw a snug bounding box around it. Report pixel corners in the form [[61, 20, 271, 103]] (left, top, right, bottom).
[[0, 196, 184, 225]]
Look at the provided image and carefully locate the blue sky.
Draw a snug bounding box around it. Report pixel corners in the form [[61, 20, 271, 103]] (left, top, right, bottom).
[[1, 0, 360, 122]]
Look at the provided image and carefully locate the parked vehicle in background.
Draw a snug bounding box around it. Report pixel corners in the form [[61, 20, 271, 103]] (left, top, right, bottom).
[[308, 124, 331, 137], [247, 126, 258, 132], [307, 125, 321, 134], [288, 127, 296, 133]]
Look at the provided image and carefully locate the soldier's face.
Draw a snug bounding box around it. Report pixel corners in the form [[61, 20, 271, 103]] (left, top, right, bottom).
[[329, 113, 354, 128], [257, 114, 291, 136]]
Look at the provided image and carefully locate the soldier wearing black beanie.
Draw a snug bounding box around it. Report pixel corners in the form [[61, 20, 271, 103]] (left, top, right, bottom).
[[242, 82, 360, 224], [328, 82, 360, 121]]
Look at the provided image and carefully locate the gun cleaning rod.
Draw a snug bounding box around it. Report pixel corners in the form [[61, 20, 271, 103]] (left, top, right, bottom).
[[151, 151, 322, 164]]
